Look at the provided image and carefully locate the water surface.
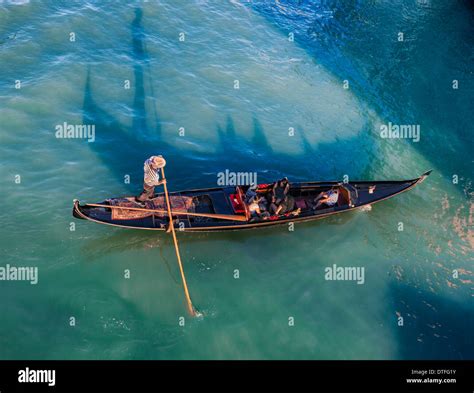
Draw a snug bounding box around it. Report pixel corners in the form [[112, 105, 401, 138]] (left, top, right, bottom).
[[0, 0, 472, 359]]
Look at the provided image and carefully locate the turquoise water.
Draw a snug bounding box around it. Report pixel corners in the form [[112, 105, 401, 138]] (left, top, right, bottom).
[[0, 0, 472, 359]]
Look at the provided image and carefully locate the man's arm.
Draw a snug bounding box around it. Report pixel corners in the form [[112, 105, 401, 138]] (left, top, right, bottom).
[[146, 177, 167, 187]]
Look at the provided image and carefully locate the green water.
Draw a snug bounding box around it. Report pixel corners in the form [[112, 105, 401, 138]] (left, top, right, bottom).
[[0, 0, 472, 359]]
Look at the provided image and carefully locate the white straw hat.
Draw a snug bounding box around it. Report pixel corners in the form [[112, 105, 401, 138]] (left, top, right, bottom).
[[151, 155, 166, 168]]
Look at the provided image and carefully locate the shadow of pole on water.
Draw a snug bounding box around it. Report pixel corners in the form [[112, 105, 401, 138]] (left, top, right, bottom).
[[82, 7, 170, 190], [132, 7, 163, 140], [131, 7, 148, 138]]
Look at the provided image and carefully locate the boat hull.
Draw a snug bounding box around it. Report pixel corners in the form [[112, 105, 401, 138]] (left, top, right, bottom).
[[73, 171, 431, 232]]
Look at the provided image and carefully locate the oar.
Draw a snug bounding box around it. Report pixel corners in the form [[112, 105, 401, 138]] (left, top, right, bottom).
[[84, 204, 248, 222], [161, 167, 200, 318]]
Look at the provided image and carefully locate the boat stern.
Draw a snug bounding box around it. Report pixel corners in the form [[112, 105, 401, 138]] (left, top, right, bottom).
[[72, 199, 85, 219]]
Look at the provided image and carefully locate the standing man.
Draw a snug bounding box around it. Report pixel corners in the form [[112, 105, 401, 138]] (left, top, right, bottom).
[[135, 155, 167, 204]]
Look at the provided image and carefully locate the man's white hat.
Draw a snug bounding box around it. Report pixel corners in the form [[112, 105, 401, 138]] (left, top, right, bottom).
[[151, 155, 166, 168]]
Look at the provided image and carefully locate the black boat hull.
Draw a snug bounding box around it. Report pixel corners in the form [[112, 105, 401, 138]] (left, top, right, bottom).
[[73, 171, 431, 232]]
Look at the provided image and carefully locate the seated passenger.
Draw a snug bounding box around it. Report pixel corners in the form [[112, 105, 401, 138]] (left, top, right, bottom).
[[313, 187, 339, 210], [249, 195, 270, 218], [271, 177, 290, 205], [245, 183, 258, 203], [270, 194, 295, 215], [258, 195, 269, 213]]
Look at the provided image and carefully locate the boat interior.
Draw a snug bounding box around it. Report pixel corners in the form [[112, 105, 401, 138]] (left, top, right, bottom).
[[224, 182, 355, 221]]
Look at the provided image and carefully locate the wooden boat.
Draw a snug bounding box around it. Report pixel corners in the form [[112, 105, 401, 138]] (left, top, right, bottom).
[[73, 171, 431, 232]]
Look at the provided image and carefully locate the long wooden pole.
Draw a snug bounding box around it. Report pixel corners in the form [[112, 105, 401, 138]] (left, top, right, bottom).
[[161, 167, 198, 317], [84, 204, 247, 222]]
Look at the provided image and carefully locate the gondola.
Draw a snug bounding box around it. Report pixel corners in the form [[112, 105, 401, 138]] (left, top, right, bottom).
[[72, 171, 432, 232]]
